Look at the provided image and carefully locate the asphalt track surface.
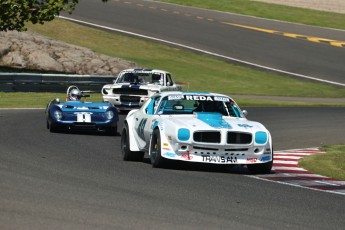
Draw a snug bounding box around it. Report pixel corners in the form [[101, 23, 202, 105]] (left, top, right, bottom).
[[2, 1, 345, 229], [1, 108, 345, 229], [60, 0, 345, 86]]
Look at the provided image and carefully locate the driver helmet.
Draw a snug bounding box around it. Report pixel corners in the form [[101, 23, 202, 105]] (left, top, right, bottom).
[[69, 88, 82, 101]]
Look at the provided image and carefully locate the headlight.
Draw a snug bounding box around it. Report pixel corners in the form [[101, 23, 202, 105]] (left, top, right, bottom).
[[178, 128, 190, 141], [54, 110, 62, 120], [255, 131, 268, 144], [105, 110, 114, 120]]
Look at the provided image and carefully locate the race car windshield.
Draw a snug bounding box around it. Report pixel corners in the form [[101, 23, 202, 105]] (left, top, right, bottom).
[[157, 95, 243, 117], [117, 72, 163, 84]]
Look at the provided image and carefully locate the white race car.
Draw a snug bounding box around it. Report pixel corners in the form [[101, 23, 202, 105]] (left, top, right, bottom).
[[121, 91, 273, 174], [102, 69, 182, 111]]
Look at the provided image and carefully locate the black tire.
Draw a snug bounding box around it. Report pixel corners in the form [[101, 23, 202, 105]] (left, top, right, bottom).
[[121, 124, 144, 161], [247, 151, 273, 174], [48, 121, 57, 133], [150, 129, 167, 168], [107, 125, 118, 136], [247, 161, 273, 174]]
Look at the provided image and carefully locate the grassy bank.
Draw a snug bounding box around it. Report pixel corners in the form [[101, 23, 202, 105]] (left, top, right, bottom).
[[299, 145, 345, 181], [23, 19, 345, 108], [160, 0, 345, 30], [0, 92, 103, 108]]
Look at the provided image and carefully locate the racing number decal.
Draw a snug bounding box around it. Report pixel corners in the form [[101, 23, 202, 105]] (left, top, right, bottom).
[[138, 118, 148, 140]]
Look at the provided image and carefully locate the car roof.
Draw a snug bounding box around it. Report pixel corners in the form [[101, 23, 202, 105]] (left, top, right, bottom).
[[119, 68, 171, 74], [156, 91, 233, 99]]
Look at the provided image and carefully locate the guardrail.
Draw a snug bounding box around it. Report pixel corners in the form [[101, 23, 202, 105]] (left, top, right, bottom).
[[0, 73, 115, 92]]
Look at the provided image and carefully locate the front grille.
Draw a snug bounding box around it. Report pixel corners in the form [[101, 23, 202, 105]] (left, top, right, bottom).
[[193, 146, 219, 151], [227, 132, 252, 144], [120, 95, 141, 103], [193, 131, 221, 143], [73, 123, 96, 129], [113, 88, 148, 95]]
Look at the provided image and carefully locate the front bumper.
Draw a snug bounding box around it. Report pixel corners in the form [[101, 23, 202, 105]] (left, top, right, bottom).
[[161, 144, 272, 165]]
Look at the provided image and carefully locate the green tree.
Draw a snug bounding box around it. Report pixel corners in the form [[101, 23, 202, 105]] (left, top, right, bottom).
[[0, 0, 107, 31]]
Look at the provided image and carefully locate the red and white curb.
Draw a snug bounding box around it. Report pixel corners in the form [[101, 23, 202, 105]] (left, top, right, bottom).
[[249, 148, 345, 195]]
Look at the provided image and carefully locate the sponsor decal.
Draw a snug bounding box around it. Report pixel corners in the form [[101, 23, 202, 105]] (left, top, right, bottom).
[[238, 124, 253, 129], [76, 106, 88, 110], [163, 152, 177, 158], [168, 95, 183, 100], [182, 95, 230, 102], [202, 155, 237, 163], [181, 153, 193, 160], [162, 147, 171, 151], [246, 158, 257, 163], [260, 156, 271, 161], [184, 95, 213, 101], [163, 142, 169, 147], [214, 96, 230, 102]]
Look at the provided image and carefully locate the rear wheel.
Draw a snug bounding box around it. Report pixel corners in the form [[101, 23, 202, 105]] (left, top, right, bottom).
[[121, 124, 144, 161], [150, 129, 167, 168]]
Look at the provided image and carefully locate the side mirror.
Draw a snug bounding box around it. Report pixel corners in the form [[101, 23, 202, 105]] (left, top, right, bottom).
[[242, 110, 248, 117]]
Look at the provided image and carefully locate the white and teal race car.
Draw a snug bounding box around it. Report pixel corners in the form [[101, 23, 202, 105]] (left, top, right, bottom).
[[121, 91, 273, 174]]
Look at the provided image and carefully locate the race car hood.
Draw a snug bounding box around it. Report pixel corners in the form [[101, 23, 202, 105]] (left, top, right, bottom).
[[164, 112, 267, 132], [103, 83, 161, 91], [57, 101, 111, 112]]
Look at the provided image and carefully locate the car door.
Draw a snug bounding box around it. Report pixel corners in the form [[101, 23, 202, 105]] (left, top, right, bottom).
[[166, 73, 182, 91], [133, 96, 161, 150]]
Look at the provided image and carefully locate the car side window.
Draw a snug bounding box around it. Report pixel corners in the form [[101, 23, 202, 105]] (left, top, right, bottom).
[[145, 99, 155, 115], [166, 74, 173, 86], [146, 96, 161, 115]]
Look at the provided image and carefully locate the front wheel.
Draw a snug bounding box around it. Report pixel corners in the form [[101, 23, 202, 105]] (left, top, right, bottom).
[[247, 150, 273, 174], [150, 129, 167, 168], [47, 120, 57, 133], [107, 125, 118, 136], [121, 124, 144, 161], [247, 160, 273, 174]]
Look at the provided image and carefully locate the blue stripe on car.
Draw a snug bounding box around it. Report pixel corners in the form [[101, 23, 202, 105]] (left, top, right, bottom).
[[121, 85, 140, 89]]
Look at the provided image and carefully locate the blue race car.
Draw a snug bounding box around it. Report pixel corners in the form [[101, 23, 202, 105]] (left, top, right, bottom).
[[46, 86, 119, 135]]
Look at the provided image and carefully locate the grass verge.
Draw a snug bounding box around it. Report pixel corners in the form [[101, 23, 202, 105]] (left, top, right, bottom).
[[21, 19, 345, 108], [0, 92, 103, 108], [160, 0, 345, 30], [299, 145, 345, 181]]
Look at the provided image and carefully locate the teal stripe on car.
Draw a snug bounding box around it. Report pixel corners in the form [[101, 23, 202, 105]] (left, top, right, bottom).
[[196, 112, 232, 129]]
